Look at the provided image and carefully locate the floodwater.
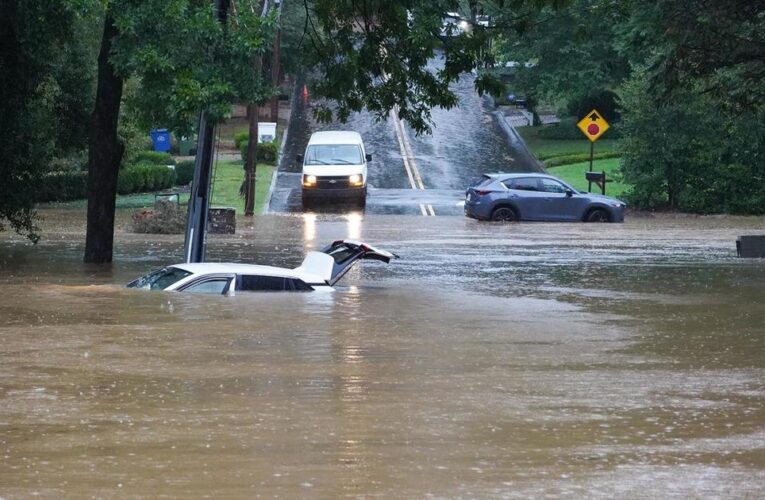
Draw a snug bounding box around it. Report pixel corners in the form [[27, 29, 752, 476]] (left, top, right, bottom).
[[1, 210, 765, 498]]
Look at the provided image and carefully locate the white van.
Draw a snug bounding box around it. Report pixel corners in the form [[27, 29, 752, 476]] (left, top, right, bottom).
[[298, 131, 370, 205]]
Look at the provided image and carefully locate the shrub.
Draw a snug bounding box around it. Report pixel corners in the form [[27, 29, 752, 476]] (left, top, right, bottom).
[[237, 131, 280, 163], [544, 151, 621, 168], [240, 140, 279, 163], [132, 150, 176, 166], [536, 118, 621, 141], [175, 159, 196, 185], [234, 131, 249, 150], [35, 171, 88, 202], [566, 89, 621, 123], [117, 167, 140, 194], [118, 163, 176, 194]]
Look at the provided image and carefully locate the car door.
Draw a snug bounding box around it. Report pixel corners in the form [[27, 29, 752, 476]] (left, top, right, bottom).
[[537, 178, 576, 221], [177, 274, 235, 295], [503, 177, 547, 220], [294, 240, 397, 286]]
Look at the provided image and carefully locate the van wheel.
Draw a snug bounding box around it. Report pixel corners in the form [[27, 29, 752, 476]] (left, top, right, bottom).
[[585, 208, 610, 222], [491, 206, 518, 222], [358, 188, 367, 208]]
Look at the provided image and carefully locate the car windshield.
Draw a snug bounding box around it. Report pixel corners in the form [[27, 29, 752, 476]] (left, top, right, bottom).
[[305, 144, 362, 165], [126, 267, 192, 290]]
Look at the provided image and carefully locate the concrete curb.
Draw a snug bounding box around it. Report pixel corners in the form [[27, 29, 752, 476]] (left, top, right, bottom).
[[493, 109, 545, 173], [264, 81, 298, 214]]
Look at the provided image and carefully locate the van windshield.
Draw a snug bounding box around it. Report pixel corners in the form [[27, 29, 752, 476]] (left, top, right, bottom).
[[305, 144, 362, 165]]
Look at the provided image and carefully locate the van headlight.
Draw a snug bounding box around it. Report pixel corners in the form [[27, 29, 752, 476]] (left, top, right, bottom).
[[303, 175, 317, 187], [348, 174, 363, 186]]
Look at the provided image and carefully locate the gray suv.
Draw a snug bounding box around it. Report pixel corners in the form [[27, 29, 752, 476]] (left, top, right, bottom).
[[464, 173, 626, 222]]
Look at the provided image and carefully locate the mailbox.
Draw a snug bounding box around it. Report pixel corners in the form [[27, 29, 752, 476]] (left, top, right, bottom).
[[585, 171, 608, 195]]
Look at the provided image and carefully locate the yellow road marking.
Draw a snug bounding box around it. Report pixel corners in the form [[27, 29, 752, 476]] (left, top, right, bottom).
[[390, 107, 435, 216]]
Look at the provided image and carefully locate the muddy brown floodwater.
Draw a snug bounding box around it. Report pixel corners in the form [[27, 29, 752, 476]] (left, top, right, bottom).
[[1, 209, 764, 498]]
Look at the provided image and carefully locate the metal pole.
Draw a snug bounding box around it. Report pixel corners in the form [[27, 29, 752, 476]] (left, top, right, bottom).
[[183, 111, 216, 263], [588, 141, 594, 193], [183, 0, 229, 262]]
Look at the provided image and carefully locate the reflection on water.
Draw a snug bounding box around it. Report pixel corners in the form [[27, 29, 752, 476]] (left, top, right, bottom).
[[1, 211, 764, 497]]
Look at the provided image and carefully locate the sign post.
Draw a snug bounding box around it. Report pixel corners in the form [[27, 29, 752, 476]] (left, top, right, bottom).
[[577, 109, 610, 194]]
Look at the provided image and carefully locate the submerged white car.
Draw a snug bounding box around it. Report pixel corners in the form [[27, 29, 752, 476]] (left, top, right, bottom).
[[126, 240, 397, 295]]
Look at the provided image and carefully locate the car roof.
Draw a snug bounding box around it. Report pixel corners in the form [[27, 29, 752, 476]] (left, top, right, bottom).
[[307, 131, 363, 146], [486, 173, 553, 179], [170, 262, 309, 279]]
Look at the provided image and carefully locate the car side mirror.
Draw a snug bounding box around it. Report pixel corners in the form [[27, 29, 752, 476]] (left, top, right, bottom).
[[296, 154, 303, 163], [365, 153, 372, 162], [565, 189, 574, 197]]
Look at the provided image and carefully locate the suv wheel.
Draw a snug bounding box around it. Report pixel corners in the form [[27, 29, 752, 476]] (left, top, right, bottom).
[[491, 206, 518, 222], [585, 208, 610, 222]]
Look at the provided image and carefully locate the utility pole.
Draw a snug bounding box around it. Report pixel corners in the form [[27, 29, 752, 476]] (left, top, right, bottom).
[[183, 0, 230, 263], [269, 1, 282, 122]]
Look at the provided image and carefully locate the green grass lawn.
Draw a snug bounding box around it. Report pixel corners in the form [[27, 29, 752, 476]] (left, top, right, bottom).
[[41, 159, 275, 214], [547, 158, 628, 199], [516, 126, 618, 160], [209, 159, 274, 213]]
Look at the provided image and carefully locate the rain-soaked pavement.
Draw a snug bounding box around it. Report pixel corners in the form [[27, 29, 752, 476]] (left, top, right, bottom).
[[270, 65, 541, 216], [1, 209, 764, 497]]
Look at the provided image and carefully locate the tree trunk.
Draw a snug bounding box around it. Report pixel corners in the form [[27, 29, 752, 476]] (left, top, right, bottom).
[[243, 104, 259, 216], [84, 12, 124, 263]]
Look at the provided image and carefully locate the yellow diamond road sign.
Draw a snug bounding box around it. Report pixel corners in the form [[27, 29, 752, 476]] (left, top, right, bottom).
[[577, 109, 610, 142]]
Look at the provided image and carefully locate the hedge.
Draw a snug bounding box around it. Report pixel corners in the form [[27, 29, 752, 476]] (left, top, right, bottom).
[[35, 171, 88, 202], [132, 150, 176, 166], [544, 151, 622, 168], [117, 163, 177, 195], [536, 118, 622, 141], [175, 159, 196, 185]]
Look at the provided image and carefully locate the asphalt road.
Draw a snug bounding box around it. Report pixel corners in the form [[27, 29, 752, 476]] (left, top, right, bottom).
[[269, 70, 541, 216]]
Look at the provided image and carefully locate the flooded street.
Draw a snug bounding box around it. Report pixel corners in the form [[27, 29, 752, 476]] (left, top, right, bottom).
[[1, 210, 765, 498]]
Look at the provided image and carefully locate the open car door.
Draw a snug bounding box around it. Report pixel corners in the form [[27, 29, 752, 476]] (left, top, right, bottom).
[[295, 240, 398, 286]]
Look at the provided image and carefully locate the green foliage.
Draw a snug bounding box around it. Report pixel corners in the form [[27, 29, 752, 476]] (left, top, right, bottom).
[[175, 160, 196, 185], [535, 119, 620, 142], [619, 72, 765, 214], [619, 0, 765, 111], [234, 131, 250, 150], [239, 138, 279, 163], [117, 163, 176, 195], [296, 1, 568, 134], [0, 0, 84, 241], [492, 0, 630, 114], [35, 171, 89, 203], [565, 90, 620, 123], [544, 151, 621, 168], [132, 150, 175, 166], [111, 0, 278, 136], [535, 119, 585, 140]]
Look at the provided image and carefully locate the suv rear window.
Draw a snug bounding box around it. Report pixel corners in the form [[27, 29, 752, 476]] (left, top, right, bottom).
[[470, 175, 495, 188]]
